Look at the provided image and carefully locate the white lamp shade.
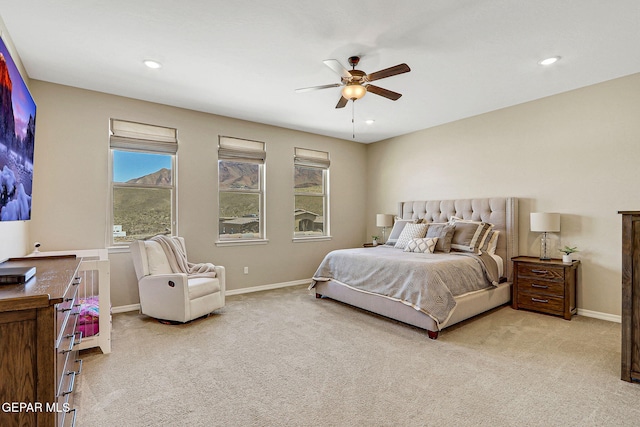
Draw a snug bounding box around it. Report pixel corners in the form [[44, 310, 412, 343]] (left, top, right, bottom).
[[376, 214, 394, 227], [530, 212, 560, 232]]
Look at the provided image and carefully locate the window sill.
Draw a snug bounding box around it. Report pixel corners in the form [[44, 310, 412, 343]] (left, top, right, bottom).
[[215, 239, 269, 247], [108, 245, 132, 254], [293, 236, 333, 243]]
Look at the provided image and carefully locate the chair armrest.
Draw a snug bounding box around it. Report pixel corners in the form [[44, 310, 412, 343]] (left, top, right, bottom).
[[138, 273, 190, 321], [214, 266, 226, 294], [138, 273, 189, 298]]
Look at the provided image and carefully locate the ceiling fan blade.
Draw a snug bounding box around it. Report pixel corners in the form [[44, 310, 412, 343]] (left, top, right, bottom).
[[295, 83, 341, 93], [365, 84, 402, 101], [335, 96, 349, 109], [366, 63, 411, 82], [323, 59, 352, 79]]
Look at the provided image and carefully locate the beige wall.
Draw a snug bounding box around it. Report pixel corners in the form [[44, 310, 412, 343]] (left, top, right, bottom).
[[367, 72, 640, 317], [28, 81, 367, 306], [0, 17, 31, 260]]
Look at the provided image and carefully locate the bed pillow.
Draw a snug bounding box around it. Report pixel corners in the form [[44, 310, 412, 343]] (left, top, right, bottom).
[[480, 230, 500, 255], [394, 223, 429, 249], [450, 221, 493, 253], [449, 215, 481, 224], [385, 218, 417, 246], [425, 223, 455, 253], [403, 237, 439, 254]]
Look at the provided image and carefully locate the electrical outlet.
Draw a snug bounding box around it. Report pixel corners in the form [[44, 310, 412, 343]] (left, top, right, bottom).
[[243, 266, 249, 274]]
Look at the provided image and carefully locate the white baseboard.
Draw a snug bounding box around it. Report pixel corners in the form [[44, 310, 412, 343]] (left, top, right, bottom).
[[111, 279, 312, 313], [225, 278, 311, 296], [577, 308, 621, 323], [112, 303, 140, 314]]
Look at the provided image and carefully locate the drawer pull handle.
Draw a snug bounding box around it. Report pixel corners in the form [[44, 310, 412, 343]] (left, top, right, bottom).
[[531, 269, 548, 274], [74, 330, 83, 346], [72, 277, 82, 286], [531, 297, 549, 304], [68, 408, 78, 427], [74, 358, 83, 375], [61, 334, 75, 354], [531, 284, 549, 289], [62, 371, 77, 396], [67, 408, 78, 427], [58, 307, 72, 313]]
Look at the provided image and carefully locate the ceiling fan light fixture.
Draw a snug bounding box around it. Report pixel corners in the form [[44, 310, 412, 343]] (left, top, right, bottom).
[[342, 83, 366, 100]]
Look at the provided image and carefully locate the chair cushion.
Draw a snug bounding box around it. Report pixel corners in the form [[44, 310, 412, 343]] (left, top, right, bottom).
[[188, 277, 221, 300], [144, 241, 173, 275]]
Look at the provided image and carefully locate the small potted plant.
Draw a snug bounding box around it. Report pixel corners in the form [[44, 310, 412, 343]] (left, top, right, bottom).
[[372, 235, 379, 246], [559, 245, 579, 263]]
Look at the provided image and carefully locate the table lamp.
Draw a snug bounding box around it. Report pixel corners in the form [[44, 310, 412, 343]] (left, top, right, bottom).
[[530, 212, 560, 260], [376, 214, 394, 243]]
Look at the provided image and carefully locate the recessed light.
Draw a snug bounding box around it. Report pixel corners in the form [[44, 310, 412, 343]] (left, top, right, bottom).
[[143, 59, 162, 69], [538, 56, 561, 66], [365, 119, 375, 125]]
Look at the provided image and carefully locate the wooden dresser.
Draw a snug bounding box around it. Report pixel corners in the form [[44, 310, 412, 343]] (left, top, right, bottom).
[[511, 256, 580, 320], [619, 211, 640, 383], [0, 256, 83, 427]]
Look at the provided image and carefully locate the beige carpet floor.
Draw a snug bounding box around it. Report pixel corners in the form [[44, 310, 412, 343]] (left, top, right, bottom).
[[76, 285, 640, 426]]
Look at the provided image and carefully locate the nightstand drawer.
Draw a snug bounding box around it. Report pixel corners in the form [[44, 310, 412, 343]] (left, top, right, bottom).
[[517, 292, 564, 314], [517, 279, 564, 297], [517, 264, 565, 281]]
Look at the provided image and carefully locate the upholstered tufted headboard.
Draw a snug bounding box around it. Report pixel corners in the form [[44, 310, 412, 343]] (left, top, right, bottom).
[[398, 198, 519, 281]]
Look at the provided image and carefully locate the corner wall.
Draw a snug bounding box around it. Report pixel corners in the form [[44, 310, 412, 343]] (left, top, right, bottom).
[[366, 72, 640, 317]]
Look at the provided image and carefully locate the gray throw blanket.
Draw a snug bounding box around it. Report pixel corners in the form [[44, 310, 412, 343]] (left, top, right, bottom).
[[150, 235, 217, 278], [311, 246, 499, 326]]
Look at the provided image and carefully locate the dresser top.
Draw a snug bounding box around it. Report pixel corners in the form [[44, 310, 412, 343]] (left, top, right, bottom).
[[511, 256, 580, 266], [0, 256, 82, 311]]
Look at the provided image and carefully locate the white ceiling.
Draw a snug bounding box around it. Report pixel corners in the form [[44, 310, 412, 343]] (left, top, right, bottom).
[[0, 1, 638, 143]]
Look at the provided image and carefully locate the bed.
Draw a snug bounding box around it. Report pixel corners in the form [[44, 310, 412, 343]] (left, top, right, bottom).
[[311, 197, 518, 339]]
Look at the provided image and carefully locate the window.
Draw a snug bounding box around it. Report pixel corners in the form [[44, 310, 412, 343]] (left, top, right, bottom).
[[109, 119, 177, 246], [294, 148, 329, 239], [218, 136, 266, 242]]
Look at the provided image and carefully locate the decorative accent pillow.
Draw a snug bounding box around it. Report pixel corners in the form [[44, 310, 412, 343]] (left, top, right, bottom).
[[394, 223, 429, 249], [450, 221, 493, 253], [480, 230, 500, 255], [425, 223, 455, 253], [404, 237, 439, 254], [385, 218, 417, 246]]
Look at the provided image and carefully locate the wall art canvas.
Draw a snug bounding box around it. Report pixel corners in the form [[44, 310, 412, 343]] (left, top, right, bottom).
[[0, 36, 36, 221]]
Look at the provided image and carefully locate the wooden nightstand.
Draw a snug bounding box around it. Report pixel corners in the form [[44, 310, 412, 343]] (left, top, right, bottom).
[[511, 256, 580, 320], [363, 243, 382, 248]]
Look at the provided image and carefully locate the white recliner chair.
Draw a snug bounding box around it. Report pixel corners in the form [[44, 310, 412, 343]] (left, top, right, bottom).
[[130, 237, 225, 323]]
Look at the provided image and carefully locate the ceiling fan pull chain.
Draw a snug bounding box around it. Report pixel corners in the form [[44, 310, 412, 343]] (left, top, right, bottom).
[[352, 101, 356, 139]]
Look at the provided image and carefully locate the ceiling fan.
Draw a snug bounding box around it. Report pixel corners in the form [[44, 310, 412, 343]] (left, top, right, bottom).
[[296, 56, 411, 108]]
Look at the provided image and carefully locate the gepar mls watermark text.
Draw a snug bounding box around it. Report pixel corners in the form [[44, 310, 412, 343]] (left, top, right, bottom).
[[2, 402, 71, 413]]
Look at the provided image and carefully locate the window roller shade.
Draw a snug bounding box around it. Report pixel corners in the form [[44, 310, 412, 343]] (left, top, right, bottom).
[[218, 136, 266, 163], [294, 147, 330, 168], [110, 119, 178, 154]]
